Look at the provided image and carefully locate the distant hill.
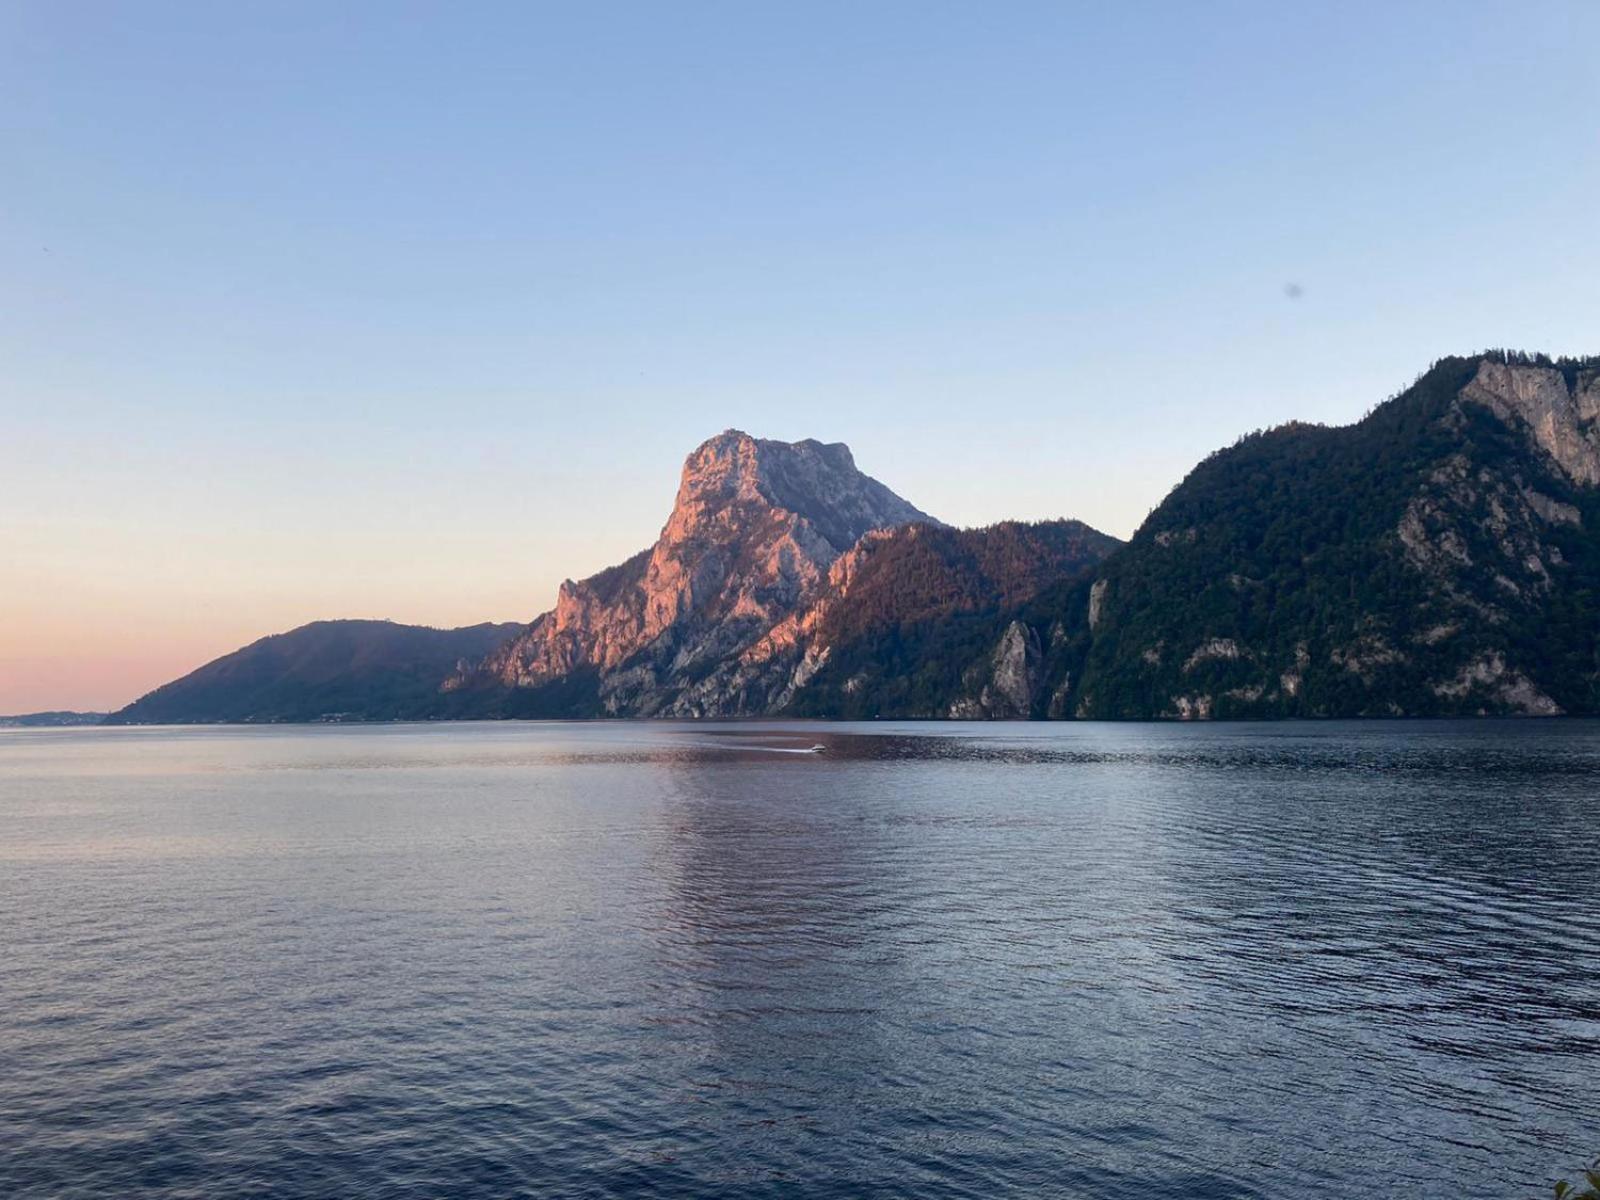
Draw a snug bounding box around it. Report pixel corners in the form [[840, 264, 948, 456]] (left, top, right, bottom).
[[444, 429, 943, 716], [0, 711, 107, 727], [106, 620, 523, 724]]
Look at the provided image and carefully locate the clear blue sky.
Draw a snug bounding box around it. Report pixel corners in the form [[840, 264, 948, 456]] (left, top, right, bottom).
[[3, 1, 1598, 710]]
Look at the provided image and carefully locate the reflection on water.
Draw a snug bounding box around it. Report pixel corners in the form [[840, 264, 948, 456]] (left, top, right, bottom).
[[1, 720, 1597, 1199]]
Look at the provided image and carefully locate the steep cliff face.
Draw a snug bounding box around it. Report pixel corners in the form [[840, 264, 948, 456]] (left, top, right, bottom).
[[451, 431, 938, 715], [947, 621, 1043, 719], [1464, 360, 1600, 486], [1064, 354, 1600, 718]]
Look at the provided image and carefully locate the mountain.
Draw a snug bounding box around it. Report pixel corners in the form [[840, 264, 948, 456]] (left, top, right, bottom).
[[0, 711, 107, 727], [103, 351, 1600, 724], [713, 519, 1120, 718], [444, 430, 941, 716], [115, 432, 1118, 724], [1052, 352, 1600, 718], [107, 620, 523, 724]]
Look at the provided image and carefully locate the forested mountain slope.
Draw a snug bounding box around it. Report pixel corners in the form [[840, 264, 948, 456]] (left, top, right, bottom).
[[1060, 353, 1600, 718]]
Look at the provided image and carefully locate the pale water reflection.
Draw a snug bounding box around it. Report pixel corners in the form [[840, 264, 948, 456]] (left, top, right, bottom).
[[1, 721, 1596, 1198]]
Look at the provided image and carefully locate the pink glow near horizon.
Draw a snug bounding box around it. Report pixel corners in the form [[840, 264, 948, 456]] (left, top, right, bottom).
[[8, 4, 1597, 712]]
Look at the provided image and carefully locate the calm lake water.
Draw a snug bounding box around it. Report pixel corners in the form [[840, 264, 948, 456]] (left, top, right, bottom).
[[2, 720, 1597, 1199]]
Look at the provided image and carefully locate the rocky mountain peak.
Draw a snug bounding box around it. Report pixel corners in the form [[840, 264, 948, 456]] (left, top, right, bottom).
[[453, 430, 938, 711], [666, 429, 933, 553]]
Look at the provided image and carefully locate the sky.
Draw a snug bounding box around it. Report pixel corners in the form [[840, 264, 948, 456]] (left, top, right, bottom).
[[3, 1, 1598, 712]]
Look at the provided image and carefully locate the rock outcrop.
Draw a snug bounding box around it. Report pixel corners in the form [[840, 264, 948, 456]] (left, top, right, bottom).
[[1462, 360, 1600, 486], [948, 621, 1042, 719]]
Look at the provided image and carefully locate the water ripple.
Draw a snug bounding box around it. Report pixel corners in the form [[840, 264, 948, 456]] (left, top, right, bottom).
[[1, 720, 1597, 1198]]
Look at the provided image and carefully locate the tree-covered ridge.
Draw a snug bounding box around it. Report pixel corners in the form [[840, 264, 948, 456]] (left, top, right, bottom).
[[818, 520, 1117, 642], [1065, 352, 1600, 718], [787, 520, 1119, 717]]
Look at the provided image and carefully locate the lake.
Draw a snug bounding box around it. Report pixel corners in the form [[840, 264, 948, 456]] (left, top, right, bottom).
[[2, 720, 1596, 1198]]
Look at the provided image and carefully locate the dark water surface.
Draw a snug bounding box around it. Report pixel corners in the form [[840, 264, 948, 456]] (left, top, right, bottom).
[[2, 720, 1597, 1199]]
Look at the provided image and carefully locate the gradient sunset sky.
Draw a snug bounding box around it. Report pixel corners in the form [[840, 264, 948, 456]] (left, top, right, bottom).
[[4, 1, 1598, 712]]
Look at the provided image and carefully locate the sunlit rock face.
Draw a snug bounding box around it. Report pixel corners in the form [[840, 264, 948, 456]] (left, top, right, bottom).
[[452, 430, 938, 714]]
